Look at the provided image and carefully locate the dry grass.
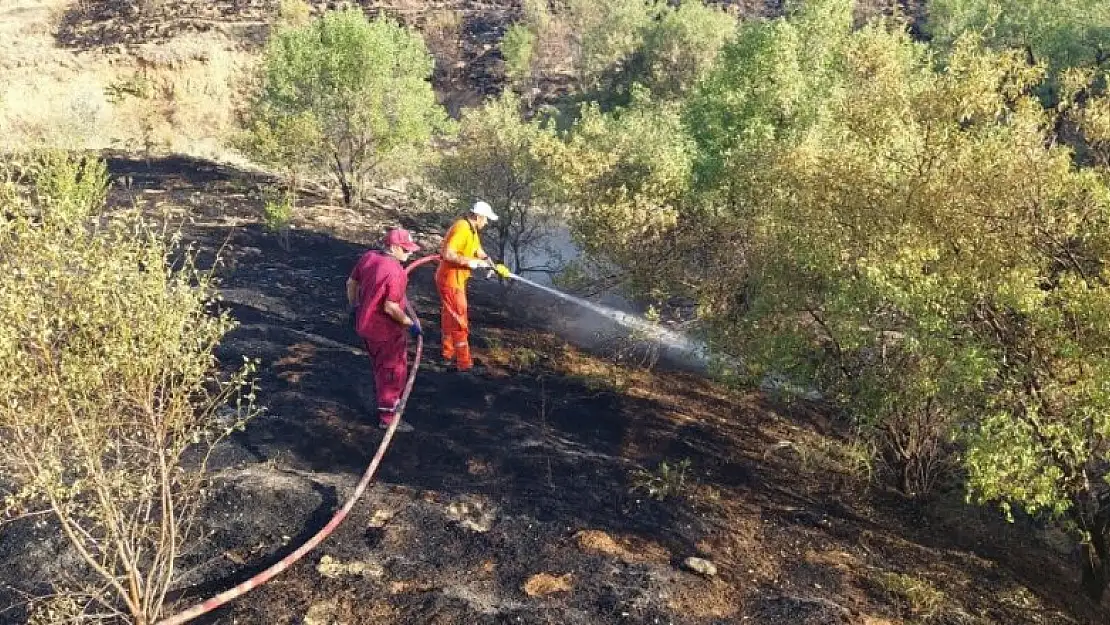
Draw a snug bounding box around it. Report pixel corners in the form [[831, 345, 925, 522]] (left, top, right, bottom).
[[388, 579, 437, 595], [0, 0, 254, 160], [522, 572, 574, 597], [575, 529, 627, 557], [804, 549, 860, 571], [303, 597, 398, 625], [575, 529, 671, 564], [665, 577, 740, 619], [873, 571, 946, 619]]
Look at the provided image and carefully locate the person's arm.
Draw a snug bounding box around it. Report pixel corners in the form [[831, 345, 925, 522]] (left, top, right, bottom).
[[380, 271, 414, 327], [382, 300, 413, 327], [440, 222, 486, 267], [346, 277, 359, 309]]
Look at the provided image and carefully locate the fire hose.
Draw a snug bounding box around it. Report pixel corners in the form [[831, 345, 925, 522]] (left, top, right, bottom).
[[155, 253, 443, 625]]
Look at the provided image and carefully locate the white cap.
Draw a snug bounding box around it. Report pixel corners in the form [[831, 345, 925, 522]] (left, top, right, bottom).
[[470, 200, 499, 221]]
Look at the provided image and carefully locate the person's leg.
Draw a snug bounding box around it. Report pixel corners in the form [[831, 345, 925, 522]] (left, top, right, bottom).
[[438, 281, 457, 363], [442, 287, 472, 370], [366, 336, 409, 427]]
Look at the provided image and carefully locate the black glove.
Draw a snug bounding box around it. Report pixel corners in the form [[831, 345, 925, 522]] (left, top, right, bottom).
[[348, 307, 358, 330], [408, 322, 422, 339]]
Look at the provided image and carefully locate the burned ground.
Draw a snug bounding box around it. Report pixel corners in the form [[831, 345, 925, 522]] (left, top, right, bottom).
[[2, 155, 1108, 624]]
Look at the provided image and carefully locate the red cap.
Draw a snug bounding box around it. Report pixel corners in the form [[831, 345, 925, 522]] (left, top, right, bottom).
[[385, 228, 420, 252]]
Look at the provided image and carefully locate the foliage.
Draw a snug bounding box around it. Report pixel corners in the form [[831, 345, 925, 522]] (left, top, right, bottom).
[[513, 0, 658, 92], [562, 0, 1110, 598], [873, 572, 946, 619], [562, 0, 657, 88], [631, 1, 737, 100], [683, 0, 853, 193], [501, 23, 536, 88], [771, 435, 876, 485], [431, 92, 561, 272], [631, 458, 692, 500], [1060, 67, 1110, 167], [277, 0, 312, 27], [263, 187, 294, 251], [240, 8, 451, 206], [551, 86, 695, 297], [926, 0, 1110, 79], [512, 0, 734, 108], [0, 151, 256, 623]]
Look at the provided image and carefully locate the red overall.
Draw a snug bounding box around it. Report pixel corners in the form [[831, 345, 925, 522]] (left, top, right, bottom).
[[350, 249, 410, 426]]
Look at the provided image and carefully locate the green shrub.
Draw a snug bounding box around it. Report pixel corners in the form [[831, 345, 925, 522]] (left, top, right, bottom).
[[240, 8, 451, 206], [631, 458, 692, 500], [0, 151, 256, 623]]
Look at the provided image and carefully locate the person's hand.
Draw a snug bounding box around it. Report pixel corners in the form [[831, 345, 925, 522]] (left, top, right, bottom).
[[467, 258, 489, 270], [494, 263, 512, 279], [408, 322, 422, 339], [348, 307, 358, 330]]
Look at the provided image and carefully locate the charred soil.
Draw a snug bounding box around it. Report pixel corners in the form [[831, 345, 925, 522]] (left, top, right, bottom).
[[2, 155, 1105, 624]]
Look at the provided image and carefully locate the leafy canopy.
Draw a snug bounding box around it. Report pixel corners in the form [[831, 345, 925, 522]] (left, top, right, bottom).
[[241, 8, 451, 204]]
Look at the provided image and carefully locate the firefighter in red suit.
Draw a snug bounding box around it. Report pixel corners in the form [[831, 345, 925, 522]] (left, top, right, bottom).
[[347, 228, 422, 431]]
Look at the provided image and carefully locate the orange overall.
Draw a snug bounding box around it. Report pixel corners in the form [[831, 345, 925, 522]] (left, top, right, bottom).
[[435, 218, 483, 370]]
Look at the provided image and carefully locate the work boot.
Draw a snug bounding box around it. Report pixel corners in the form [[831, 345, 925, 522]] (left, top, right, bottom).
[[427, 353, 452, 371], [457, 359, 488, 378]]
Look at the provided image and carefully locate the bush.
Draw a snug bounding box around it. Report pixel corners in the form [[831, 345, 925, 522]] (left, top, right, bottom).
[[263, 186, 294, 251], [631, 458, 692, 500], [501, 23, 536, 88], [0, 151, 256, 623], [926, 0, 1110, 83], [240, 7, 451, 206], [515, 0, 657, 92], [553, 87, 695, 296], [632, 2, 737, 100], [557, 0, 1110, 599]]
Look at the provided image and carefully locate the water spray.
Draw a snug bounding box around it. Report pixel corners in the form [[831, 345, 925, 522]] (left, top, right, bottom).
[[504, 272, 708, 362]]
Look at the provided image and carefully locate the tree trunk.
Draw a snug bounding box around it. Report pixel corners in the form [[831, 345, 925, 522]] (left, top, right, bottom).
[[332, 152, 353, 207], [1077, 494, 1110, 601], [1079, 534, 1109, 601]]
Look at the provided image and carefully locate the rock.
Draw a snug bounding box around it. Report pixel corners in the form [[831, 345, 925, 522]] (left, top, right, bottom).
[[683, 556, 718, 577], [316, 554, 384, 580], [445, 496, 497, 533]]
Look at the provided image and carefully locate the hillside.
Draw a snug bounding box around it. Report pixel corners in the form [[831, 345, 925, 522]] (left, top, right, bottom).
[[0, 0, 920, 154], [0, 153, 1104, 624], [1, 1, 1109, 624]]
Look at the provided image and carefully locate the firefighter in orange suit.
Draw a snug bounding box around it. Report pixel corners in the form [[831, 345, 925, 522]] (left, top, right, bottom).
[[435, 201, 510, 372]]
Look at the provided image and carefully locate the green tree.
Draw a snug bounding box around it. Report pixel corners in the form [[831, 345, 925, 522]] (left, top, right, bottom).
[[501, 23, 536, 90], [927, 0, 1110, 79], [683, 0, 853, 194], [567, 0, 1110, 599], [552, 86, 696, 297], [0, 152, 255, 623], [632, 1, 737, 100], [432, 92, 560, 272], [513, 0, 658, 93], [564, 0, 657, 88], [241, 8, 450, 206]]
